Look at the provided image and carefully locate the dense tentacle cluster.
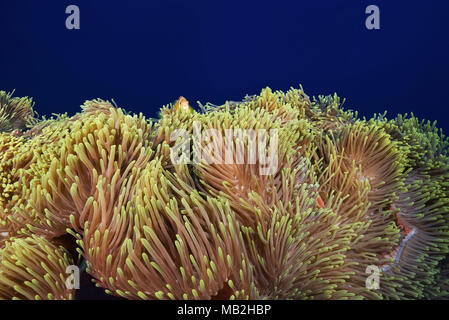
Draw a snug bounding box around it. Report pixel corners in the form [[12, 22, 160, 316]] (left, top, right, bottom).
[[0, 87, 448, 300], [0, 91, 34, 133], [0, 235, 74, 300]]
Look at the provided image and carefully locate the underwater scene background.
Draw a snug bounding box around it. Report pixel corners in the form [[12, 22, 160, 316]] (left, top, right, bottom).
[[1, 0, 449, 301], [0, 0, 448, 132]]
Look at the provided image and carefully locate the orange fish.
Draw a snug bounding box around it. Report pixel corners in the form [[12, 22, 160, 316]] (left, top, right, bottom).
[[392, 205, 413, 235], [317, 195, 325, 208], [11, 129, 23, 137], [174, 96, 192, 113]]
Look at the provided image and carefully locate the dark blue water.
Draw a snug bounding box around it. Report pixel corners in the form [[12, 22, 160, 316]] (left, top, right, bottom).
[[1, 0, 448, 133]]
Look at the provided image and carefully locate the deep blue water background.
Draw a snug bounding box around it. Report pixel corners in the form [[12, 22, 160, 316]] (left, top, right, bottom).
[[1, 0, 448, 133]]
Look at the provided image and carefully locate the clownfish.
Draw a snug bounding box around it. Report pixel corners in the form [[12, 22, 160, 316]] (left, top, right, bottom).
[[174, 96, 192, 113], [11, 129, 23, 137], [391, 204, 413, 235], [317, 195, 325, 208]]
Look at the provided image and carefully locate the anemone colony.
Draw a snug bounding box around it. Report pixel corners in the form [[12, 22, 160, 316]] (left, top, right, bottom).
[[0, 87, 449, 300]]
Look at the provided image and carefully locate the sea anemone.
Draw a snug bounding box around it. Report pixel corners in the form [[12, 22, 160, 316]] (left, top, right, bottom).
[[0, 91, 34, 133], [0, 88, 448, 300], [0, 235, 74, 300]]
